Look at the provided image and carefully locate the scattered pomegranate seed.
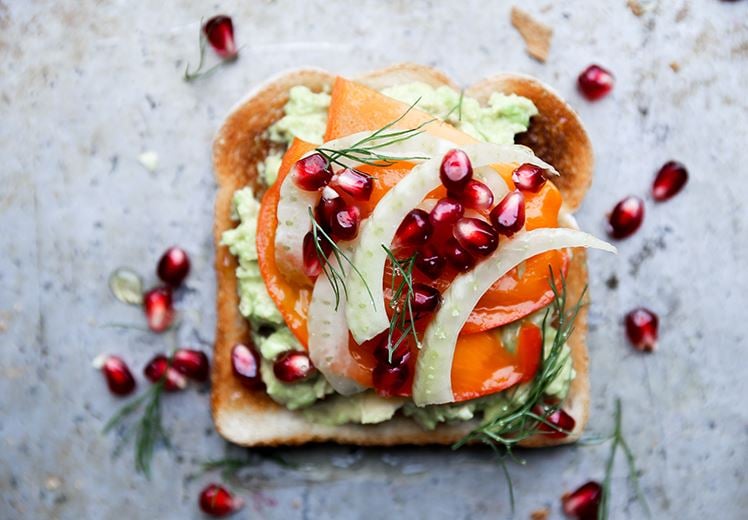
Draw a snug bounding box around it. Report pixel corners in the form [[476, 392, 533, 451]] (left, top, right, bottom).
[[607, 196, 644, 239], [562, 481, 602, 520], [93, 355, 136, 396], [203, 16, 238, 60], [292, 153, 333, 191], [452, 179, 494, 210], [371, 331, 412, 366], [652, 161, 688, 201], [231, 344, 263, 389], [443, 237, 475, 272], [330, 205, 361, 241], [144, 354, 187, 391], [373, 363, 411, 397], [578, 64, 615, 101], [512, 163, 547, 193], [143, 286, 175, 333], [625, 307, 659, 352], [429, 197, 465, 229], [172, 348, 209, 382], [315, 187, 344, 231], [490, 190, 526, 237], [273, 351, 317, 383], [535, 406, 576, 438], [415, 245, 446, 279], [453, 217, 499, 256], [302, 231, 331, 278], [409, 283, 442, 318], [157, 246, 191, 287], [332, 168, 373, 201], [199, 483, 244, 517], [393, 209, 432, 250], [440, 149, 473, 192]]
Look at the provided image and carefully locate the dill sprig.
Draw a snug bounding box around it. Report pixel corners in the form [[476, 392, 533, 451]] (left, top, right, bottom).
[[308, 208, 374, 311], [382, 246, 420, 362], [316, 98, 434, 168], [201, 452, 297, 480], [598, 399, 650, 520]]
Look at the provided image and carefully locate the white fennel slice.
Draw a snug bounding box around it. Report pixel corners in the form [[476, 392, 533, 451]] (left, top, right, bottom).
[[345, 143, 558, 345], [411, 228, 617, 406]]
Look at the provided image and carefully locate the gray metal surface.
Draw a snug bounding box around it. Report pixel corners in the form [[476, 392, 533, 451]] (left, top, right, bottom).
[[1, 1, 746, 518]]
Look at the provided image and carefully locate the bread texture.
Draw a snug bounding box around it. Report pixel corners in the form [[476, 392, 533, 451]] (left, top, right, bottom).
[[212, 63, 593, 447]]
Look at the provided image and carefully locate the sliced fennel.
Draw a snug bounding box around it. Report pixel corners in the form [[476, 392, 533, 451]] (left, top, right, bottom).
[[345, 143, 558, 345], [412, 228, 616, 406]]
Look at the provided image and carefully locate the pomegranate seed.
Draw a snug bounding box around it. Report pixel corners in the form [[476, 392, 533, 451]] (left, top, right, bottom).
[[490, 190, 526, 237], [429, 197, 464, 228], [393, 209, 432, 250], [453, 217, 499, 257], [273, 351, 317, 383], [625, 307, 659, 352], [371, 331, 412, 366], [94, 355, 136, 396], [535, 406, 576, 438], [172, 348, 209, 382], [653, 161, 688, 201], [143, 286, 174, 333], [231, 344, 263, 389], [199, 483, 244, 517], [315, 186, 345, 231], [292, 153, 332, 191], [203, 16, 238, 60], [143, 354, 187, 391], [302, 231, 331, 278], [157, 246, 190, 287], [330, 205, 361, 241], [373, 363, 410, 397], [332, 168, 373, 201], [562, 481, 602, 520], [410, 283, 442, 318], [452, 180, 493, 210], [415, 245, 446, 279], [511, 163, 547, 193], [578, 64, 615, 101], [607, 196, 644, 239], [442, 237, 475, 272], [440, 149, 473, 192]]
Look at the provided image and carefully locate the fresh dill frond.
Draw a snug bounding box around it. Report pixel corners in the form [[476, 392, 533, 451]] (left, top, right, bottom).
[[382, 246, 420, 363], [201, 452, 297, 480]]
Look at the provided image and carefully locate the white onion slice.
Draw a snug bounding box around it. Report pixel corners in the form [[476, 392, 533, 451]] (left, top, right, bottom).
[[345, 143, 557, 345], [411, 228, 616, 406]]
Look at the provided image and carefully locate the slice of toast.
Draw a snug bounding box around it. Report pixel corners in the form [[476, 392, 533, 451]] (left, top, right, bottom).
[[212, 63, 593, 447]]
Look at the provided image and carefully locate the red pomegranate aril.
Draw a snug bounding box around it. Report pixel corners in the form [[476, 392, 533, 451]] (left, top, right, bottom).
[[393, 209, 432, 250], [172, 348, 209, 382], [291, 153, 333, 191], [452, 179, 493, 210], [578, 64, 614, 101], [94, 355, 136, 396], [144, 354, 187, 391], [453, 217, 499, 256], [199, 483, 244, 517], [302, 231, 331, 278], [157, 246, 190, 287], [143, 286, 174, 333], [440, 149, 473, 192], [316, 187, 344, 231], [203, 16, 238, 60], [410, 283, 442, 317], [653, 161, 688, 201], [535, 406, 576, 438], [332, 168, 373, 201], [511, 163, 547, 193], [562, 481, 602, 520], [373, 363, 410, 397], [330, 205, 361, 241], [371, 331, 412, 366], [490, 190, 526, 237], [625, 307, 659, 352], [607, 196, 644, 239], [429, 197, 464, 228], [231, 344, 263, 389], [273, 351, 317, 383], [415, 246, 446, 279], [443, 238, 475, 272]]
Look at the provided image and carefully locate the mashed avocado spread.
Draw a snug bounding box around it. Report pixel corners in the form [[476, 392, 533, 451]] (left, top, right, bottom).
[[222, 81, 574, 429]]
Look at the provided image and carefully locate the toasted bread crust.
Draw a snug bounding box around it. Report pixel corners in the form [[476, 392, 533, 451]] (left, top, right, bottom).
[[212, 63, 592, 447]]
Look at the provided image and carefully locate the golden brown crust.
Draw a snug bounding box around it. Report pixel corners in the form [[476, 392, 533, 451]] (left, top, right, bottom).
[[212, 64, 592, 447]]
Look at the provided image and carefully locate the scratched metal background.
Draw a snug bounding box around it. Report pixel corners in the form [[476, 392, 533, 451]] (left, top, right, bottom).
[[1, 1, 746, 518]]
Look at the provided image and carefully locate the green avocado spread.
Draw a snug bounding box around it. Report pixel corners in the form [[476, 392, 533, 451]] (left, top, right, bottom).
[[222, 81, 574, 429]]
